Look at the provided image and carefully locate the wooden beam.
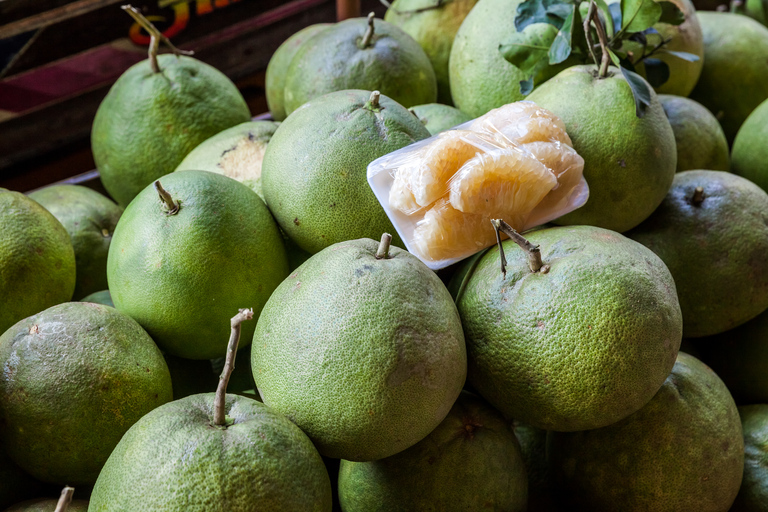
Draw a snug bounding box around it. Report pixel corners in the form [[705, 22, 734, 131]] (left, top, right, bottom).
[[0, 0, 125, 40], [336, 0, 360, 20]]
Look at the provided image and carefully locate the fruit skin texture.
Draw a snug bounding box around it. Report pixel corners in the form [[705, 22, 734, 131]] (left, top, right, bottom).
[[175, 121, 280, 201], [262, 90, 430, 254], [659, 95, 729, 172], [409, 103, 473, 134], [107, 170, 288, 360], [689, 12, 768, 143], [91, 54, 251, 207], [252, 238, 467, 461], [628, 170, 768, 337], [79, 289, 113, 307], [282, 17, 437, 115], [88, 394, 331, 511], [0, 302, 173, 485], [527, 65, 676, 232], [28, 185, 122, 300], [730, 405, 768, 512], [454, 225, 682, 432], [0, 189, 75, 335], [4, 499, 89, 511], [338, 391, 527, 511], [732, 98, 768, 193], [265, 23, 331, 121], [384, 0, 479, 105], [548, 352, 744, 512]]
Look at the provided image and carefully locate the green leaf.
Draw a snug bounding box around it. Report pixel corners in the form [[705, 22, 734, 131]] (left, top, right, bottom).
[[519, 76, 536, 95], [620, 0, 662, 33], [516, 0, 568, 31], [608, 48, 622, 67], [608, 2, 623, 34], [657, 1, 686, 25], [593, 0, 616, 36], [642, 58, 670, 87], [549, 8, 575, 64], [618, 39, 646, 62], [619, 65, 652, 118], [499, 25, 559, 73], [658, 49, 700, 62]]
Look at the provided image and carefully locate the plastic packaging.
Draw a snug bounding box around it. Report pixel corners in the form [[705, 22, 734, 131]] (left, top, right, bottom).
[[368, 101, 589, 269]]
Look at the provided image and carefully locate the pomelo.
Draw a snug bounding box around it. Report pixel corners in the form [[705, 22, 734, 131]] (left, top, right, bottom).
[[731, 97, 768, 192], [409, 103, 472, 134], [659, 95, 729, 172], [731, 405, 768, 512], [79, 289, 113, 307]]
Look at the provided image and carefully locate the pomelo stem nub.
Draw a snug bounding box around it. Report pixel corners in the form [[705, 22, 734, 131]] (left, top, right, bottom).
[[691, 186, 705, 206], [154, 181, 180, 215], [54, 486, 74, 512], [359, 12, 376, 49], [121, 5, 194, 73], [376, 233, 392, 259], [213, 308, 254, 427], [366, 90, 382, 112], [491, 219, 549, 276]]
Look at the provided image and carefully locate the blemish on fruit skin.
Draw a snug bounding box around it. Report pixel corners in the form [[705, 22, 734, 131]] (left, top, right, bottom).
[[618, 159, 626, 168], [29, 325, 39, 334], [293, 218, 300, 226]]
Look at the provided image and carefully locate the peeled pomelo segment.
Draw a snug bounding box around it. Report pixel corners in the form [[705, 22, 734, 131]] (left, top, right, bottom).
[[448, 148, 557, 227], [389, 165, 423, 214], [470, 101, 573, 146], [524, 141, 587, 226], [412, 199, 496, 262]]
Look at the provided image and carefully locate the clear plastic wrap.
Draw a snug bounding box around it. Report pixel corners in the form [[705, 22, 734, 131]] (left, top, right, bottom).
[[368, 101, 589, 269]]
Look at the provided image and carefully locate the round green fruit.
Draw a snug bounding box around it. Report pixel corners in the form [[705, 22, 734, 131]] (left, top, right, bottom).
[[409, 103, 472, 134], [79, 289, 113, 307], [731, 404, 768, 512], [732, 97, 768, 192], [659, 95, 729, 172]]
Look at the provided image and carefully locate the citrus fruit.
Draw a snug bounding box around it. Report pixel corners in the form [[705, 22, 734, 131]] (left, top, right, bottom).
[[107, 170, 288, 359], [409, 103, 472, 134], [79, 289, 113, 307], [453, 225, 682, 431], [548, 352, 744, 511], [731, 405, 768, 512], [658, 95, 729, 172], [5, 498, 88, 511], [88, 310, 332, 512], [742, 0, 767, 25], [0, 189, 75, 335], [732, 97, 768, 192], [411, 199, 495, 262], [261, 90, 430, 254], [92, 53, 251, 207], [282, 15, 436, 116], [174, 121, 280, 201], [0, 302, 173, 485], [337, 391, 527, 511], [252, 236, 467, 461], [627, 170, 768, 337], [689, 12, 768, 143], [527, 65, 676, 232], [28, 185, 122, 300], [265, 23, 331, 121], [384, 0, 480, 104], [468, 100, 572, 146]]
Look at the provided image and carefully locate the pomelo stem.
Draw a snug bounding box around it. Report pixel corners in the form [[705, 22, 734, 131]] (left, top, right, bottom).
[[213, 308, 254, 427], [359, 12, 376, 49], [584, 0, 611, 78], [376, 233, 392, 259], [54, 486, 74, 512], [691, 186, 705, 206], [366, 90, 382, 111], [121, 5, 194, 73], [154, 181, 180, 215], [491, 219, 549, 276]]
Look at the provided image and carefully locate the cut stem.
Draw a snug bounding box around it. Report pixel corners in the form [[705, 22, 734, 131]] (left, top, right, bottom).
[[54, 486, 74, 512], [365, 90, 382, 112], [121, 5, 193, 73], [213, 308, 254, 426], [376, 233, 392, 259], [584, 0, 600, 71], [589, 0, 613, 78], [154, 181, 180, 215], [691, 186, 705, 206], [491, 219, 549, 275], [359, 12, 376, 49]]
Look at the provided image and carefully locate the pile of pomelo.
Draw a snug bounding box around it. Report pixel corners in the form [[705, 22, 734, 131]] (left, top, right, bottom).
[[2, 0, 768, 510]]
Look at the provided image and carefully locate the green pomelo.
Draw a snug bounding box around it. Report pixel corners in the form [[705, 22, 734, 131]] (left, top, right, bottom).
[[107, 171, 288, 360], [453, 225, 682, 431], [628, 170, 768, 337], [88, 394, 331, 511], [283, 17, 436, 115], [0, 189, 75, 335], [92, 54, 251, 207], [689, 12, 768, 143], [743, 0, 767, 25], [732, 98, 768, 192], [28, 185, 122, 300], [252, 238, 467, 461], [687, 308, 768, 404], [338, 391, 527, 511], [409, 103, 473, 134], [79, 289, 113, 307], [175, 121, 280, 201], [731, 405, 768, 512], [548, 352, 744, 511], [511, 421, 560, 512], [527, 65, 676, 232], [262, 90, 430, 254], [0, 302, 172, 485], [5, 499, 88, 511], [659, 95, 729, 172], [265, 23, 331, 121], [385, 0, 479, 105]]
